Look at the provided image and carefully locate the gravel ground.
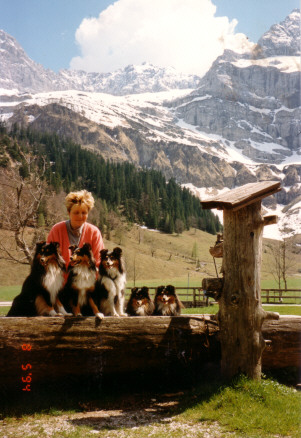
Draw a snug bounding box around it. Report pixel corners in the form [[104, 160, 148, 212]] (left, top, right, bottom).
[[0, 392, 234, 438]]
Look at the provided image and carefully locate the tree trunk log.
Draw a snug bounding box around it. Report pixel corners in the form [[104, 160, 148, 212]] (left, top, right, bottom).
[[262, 315, 301, 369], [0, 315, 220, 393], [219, 201, 279, 380], [0, 315, 299, 393]]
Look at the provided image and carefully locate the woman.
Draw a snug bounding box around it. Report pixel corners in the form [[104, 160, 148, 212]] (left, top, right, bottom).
[[47, 190, 104, 268]]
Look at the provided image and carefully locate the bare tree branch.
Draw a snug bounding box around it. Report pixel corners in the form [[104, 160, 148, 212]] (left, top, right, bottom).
[[0, 153, 49, 264]]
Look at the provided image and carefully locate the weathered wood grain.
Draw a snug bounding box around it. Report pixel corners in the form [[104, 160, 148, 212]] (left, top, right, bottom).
[[0, 315, 299, 392], [218, 201, 280, 379]]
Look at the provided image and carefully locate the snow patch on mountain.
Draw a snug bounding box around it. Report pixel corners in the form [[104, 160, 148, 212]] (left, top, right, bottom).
[[230, 56, 300, 73]]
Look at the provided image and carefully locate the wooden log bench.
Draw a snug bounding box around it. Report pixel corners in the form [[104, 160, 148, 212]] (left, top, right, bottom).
[[0, 315, 300, 394]]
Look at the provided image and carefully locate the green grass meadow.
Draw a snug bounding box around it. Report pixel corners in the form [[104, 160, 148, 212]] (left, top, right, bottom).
[[1, 375, 300, 437], [179, 375, 301, 438]]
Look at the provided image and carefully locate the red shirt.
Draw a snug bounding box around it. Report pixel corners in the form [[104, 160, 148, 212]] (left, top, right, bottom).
[[47, 221, 104, 268]]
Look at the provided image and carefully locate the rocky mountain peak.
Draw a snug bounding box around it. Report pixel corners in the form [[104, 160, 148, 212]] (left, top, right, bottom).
[[0, 30, 201, 94], [256, 9, 300, 57]]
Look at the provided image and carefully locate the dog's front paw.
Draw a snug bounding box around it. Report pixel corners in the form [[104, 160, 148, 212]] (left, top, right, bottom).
[[49, 309, 58, 316], [120, 312, 128, 317], [58, 306, 72, 316], [96, 312, 104, 320]]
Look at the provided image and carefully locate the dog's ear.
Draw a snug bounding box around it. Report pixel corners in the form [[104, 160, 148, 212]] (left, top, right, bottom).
[[52, 241, 60, 250], [141, 287, 150, 297], [131, 287, 138, 294], [100, 249, 108, 258], [83, 242, 92, 251], [156, 286, 165, 295], [35, 241, 46, 250], [166, 285, 175, 294], [112, 247, 122, 257], [69, 245, 77, 254]]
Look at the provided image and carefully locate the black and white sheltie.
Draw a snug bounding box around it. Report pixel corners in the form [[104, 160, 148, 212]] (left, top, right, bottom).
[[153, 285, 183, 316], [126, 286, 154, 316], [95, 247, 127, 317], [59, 243, 103, 319], [7, 241, 69, 317]]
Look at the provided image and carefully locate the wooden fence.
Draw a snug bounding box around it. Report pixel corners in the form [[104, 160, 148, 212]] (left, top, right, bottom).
[[261, 289, 301, 304], [0, 288, 300, 310], [126, 287, 301, 307]]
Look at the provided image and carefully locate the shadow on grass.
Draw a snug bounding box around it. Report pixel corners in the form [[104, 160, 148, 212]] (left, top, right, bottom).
[[0, 361, 222, 419], [1, 366, 300, 438]]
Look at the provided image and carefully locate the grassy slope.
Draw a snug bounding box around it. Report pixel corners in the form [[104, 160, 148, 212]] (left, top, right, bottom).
[[0, 225, 300, 298]]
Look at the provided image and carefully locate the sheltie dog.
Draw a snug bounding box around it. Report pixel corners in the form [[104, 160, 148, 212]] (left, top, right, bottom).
[[95, 247, 127, 317], [59, 243, 103, 319], [153, 285, 183, 316], [126, 286, 154, 316], [7, 241, 68, 317]]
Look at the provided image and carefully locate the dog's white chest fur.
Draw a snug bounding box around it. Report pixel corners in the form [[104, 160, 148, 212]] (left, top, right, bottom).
[[99, 268, 127, 317], [102, 269, 126, 294], [157, 300, 177, 316], [112, 270, 126, 292], [42, 265, 64, 305], [73, 265, 96, 306], [136, 305, 147, 316]]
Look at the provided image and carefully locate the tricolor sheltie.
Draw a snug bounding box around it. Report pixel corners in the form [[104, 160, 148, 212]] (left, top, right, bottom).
[[153, 285, 183, 316], [95, 247, 127, 317], [59, 243, 103, 319], [126, 286, 154, 316], [7, 241, 68, 317]]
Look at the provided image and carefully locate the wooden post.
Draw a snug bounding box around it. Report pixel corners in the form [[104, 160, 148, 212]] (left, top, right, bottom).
[[193, 288, 196, 307], [201, 181, 281, 380]]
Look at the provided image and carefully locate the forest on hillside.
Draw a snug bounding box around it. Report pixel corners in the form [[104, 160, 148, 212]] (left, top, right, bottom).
[[0, 123, 221, 237]]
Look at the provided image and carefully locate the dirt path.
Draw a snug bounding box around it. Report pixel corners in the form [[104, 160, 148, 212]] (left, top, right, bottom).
[[0, 392, 234, 438]]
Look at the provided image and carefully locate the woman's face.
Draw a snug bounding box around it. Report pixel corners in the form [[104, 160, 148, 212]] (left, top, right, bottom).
[[69, 203, 89, 229]]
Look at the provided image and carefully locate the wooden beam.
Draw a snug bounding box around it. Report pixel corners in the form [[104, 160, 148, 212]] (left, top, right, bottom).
[[201, 181, 281, 211], [202, 278, 223, 292], [263, 215, 278, 226], [0, 315, 299, 393]]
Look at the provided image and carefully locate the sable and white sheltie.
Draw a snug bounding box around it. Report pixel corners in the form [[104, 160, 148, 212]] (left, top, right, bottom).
[[59, 243, 103, 319], [7, 241, 69, 317], [95, 247, 127, 317], [153, 285, 183, 316], [126, 286, 154, 316]]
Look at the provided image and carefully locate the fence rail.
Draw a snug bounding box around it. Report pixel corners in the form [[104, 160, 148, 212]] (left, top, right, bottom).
[[261, 289, 301, 304], [126, 287, 301, 306], [0, 288, 300, 309]]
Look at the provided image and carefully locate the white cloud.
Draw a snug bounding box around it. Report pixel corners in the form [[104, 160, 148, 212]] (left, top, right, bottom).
[[70, 0, 253, 76]]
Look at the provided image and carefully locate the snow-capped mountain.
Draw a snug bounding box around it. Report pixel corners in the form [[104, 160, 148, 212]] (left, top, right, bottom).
[[0, 30, 59, 93], [0, 10, 300, 239], [170, 9, 300, 164], [58, 63, 202, 95], [257, 8, 300, 57], [0, 30, 201, 95]]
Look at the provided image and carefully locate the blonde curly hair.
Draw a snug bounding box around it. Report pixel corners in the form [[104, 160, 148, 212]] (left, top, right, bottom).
[[65, 190, 95, 213]]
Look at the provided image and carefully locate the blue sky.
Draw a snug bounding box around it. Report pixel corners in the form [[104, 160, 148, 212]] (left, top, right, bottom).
[[0, 0, 299, 74]]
